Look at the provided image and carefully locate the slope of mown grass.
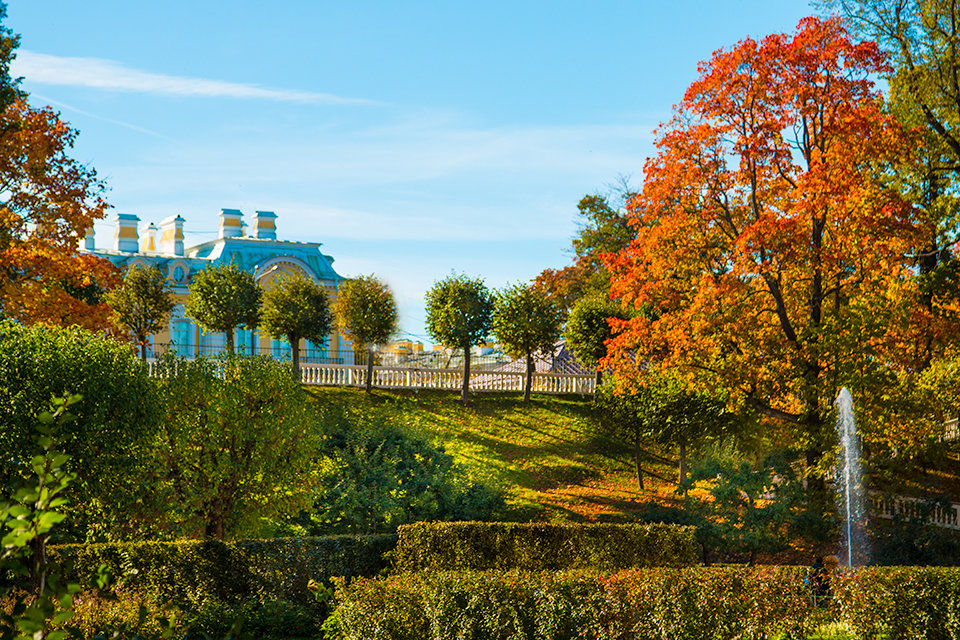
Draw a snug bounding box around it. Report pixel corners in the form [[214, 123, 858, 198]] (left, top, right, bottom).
[[304, 387, 680, 522]]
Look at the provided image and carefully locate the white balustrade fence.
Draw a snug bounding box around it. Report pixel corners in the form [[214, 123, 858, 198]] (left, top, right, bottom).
[[870, 494, 960, 531], [300, 364, 596, 395]]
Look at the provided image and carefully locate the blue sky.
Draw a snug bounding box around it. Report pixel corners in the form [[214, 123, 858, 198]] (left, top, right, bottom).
[[8, 1, 815, 343]]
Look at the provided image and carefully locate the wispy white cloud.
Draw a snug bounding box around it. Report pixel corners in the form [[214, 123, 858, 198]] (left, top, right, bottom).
[[12, 50, 376, 106], [32, 93, 168, 138]]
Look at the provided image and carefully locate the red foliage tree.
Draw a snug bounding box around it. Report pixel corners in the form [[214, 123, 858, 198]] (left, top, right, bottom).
[[605, 17, 938, 468]]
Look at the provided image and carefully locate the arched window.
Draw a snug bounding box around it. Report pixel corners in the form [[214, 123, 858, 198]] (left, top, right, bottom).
[[169, 304, 193, 357]]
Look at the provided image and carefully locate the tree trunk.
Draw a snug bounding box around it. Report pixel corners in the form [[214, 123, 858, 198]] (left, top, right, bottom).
[[290, 334, 301, 380], [366, 347, 375, 394], [461, 345, 471, 404], [205, 518, 224, 540], [634, 422, 645, 490], [139, 336, 148, 364], [595, 369, 603, 388], [678, 441, 688, 485], [226, 327, 235, 356], [524, 352, 533, 403]]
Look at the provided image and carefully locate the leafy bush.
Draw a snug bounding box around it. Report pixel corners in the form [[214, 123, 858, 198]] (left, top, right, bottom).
[[152, 354, 320, 539], [391, 522, 698, 572], [328, 567, 814, 640], [0, 320, 161, 540], [296, 406, 504, 534], [49, 535, 396, 638], [834, 567, 960, 639]]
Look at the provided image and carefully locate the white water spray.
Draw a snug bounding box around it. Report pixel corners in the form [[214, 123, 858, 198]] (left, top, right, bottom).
[[835, 387, 868, 566]]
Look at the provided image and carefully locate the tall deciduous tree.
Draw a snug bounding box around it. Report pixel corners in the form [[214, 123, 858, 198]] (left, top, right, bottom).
[[492, 283, 562, 403], [425, 274, 493, 404], [185, 262, 261, 356], [0, 3, 114, 329], [260, 271, 332, 375], [105, 264, 175, 362], [605, 17, 921, 482], [333, 274, 398, 394]]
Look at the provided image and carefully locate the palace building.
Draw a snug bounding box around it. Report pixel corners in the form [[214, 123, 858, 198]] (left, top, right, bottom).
[[82, 208, 351, 363]]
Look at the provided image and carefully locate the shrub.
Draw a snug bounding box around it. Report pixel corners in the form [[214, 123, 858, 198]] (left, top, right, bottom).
[[328, 567, 814, 640], [297, 406, 504, 534], [0, 320, 161, 540], [391, 522, 698, 572], [49, 535, 396, 639], [834, 567, 960, 639], [152, 354, 320, 539]]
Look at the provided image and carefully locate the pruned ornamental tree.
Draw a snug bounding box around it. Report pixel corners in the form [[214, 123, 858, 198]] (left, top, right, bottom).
[[185, 262, 261, 356], [260, 271, 332, 375], [492, 283, 562, 403], [333, 274, 398, 394], [605, 17, 923, 484], [564, 296, 629, 386], [425, 274, 493, 404], [0, 3, 115, 330], [105, 264, 175, 362]]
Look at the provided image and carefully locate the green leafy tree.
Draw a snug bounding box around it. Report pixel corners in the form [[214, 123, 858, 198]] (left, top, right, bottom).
[[533, 183, 636, 314], [595, 377, 726, 488], [185, 262, 261, 356], [680, 454, 804, 565], [104, 264, 175, 362], [260, 271, 332, 375], [424, 274, 494, 403], [0, 320, 161, 540], [333, 275, 398, 394], [564, 296, 630, 385], [492, 283, 562, 403], [153, 354, 319, 540]]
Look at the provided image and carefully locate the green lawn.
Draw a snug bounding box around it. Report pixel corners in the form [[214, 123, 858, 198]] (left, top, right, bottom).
[[305, 386, 680, 522]]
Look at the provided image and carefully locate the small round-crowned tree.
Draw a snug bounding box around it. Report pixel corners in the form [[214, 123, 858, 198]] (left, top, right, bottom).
[[185, 262, 261, 356], [105, 264, 175, 362], [424, 274, 493, 404], [492, 283, 562, 403], [333, 275, 398, 393], [260, 270, 332, 375]]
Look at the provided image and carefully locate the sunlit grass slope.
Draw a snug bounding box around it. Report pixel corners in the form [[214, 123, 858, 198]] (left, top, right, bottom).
[[305, 387, 679, 522]]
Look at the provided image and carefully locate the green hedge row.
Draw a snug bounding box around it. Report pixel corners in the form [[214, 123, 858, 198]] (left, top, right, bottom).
[[328, 567, 813, 640], [48, 535, 396, 638], [392, 522, 698, 572], [50, 535, 396, 606], [834, 567, 960, 638], [328, 566, 960, 640]]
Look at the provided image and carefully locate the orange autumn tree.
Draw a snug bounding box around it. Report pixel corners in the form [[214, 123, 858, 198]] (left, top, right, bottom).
[[0, 6, 115, 331], [605, 17, 929, 475]]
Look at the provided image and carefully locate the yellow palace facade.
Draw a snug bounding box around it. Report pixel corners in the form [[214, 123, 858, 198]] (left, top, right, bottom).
[[83, 208, 351, 363]]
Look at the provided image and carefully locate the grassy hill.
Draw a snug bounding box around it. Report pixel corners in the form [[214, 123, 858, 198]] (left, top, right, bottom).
[[305, 387, 680, 523]]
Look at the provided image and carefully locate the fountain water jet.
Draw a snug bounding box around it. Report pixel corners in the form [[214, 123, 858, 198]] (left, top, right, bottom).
[[835, 387, 869, 566]]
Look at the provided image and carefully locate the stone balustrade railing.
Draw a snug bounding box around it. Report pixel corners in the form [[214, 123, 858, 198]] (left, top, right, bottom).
[[299, 364, 596, 395]]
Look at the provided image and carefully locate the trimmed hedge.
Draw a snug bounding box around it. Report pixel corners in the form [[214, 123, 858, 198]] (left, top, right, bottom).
[[48, 535, 395, 638], [834, 567, 960, 639], [328, 567, 814, 640], [50, 535, 396, 606], [392, 521, 698, 572]]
